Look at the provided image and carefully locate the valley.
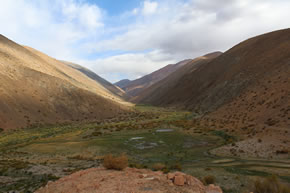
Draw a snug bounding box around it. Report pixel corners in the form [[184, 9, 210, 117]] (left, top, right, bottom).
[[1, 106, 289, 193]]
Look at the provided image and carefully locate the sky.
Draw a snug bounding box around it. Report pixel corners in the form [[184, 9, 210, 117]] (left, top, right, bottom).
[[0, 0, 289, 83]]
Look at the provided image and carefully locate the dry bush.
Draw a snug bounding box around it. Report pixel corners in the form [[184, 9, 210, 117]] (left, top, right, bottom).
[[103, 154, 128, 170], [152, 163, 166, 171], [170, 163, 182, 171], [202, 175, 216, 185], [253, 176, 290, 193], [68, 153, 95, 161]]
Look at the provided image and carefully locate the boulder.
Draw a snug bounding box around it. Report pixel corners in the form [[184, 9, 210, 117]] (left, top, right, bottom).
[[174, 175, 185, 186]]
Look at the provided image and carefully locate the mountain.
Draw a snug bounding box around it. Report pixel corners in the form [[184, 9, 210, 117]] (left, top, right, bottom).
[[0, 35, 131, 130], [115, 59, 192, 98], [62, 61, 125, 98], [134, 52, 222, 103], [114, 79, 131, 89], [136, 29, 290, 129]]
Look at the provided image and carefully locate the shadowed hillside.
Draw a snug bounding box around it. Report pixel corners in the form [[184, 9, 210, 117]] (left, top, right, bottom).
[[0, 35, 131, 130], [115, 59, 192, 98], [114, 79, 131, 89], [134, 52, 222, 103], [136, 29, 290, 128]]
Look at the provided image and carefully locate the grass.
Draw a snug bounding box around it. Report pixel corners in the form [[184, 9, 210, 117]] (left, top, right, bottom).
[[0, 105, 289, 193], [253, 175, 290, 193]]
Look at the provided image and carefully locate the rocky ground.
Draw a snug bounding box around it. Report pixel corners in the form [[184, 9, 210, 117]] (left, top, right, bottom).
[[35, 167, 223, 193]]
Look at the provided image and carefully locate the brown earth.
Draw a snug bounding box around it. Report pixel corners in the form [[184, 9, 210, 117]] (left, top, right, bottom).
[[35, 167, 223, 193], [0, 34, 131, 130], [115, 59, 192, 99]]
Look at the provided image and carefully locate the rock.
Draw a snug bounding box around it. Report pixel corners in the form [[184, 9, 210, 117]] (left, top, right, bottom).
[[35, 167, 223, 193], [174, 175, 185, 186], [174, 171, 184, 176], [205, 184, 223, 193], [139, 174, 147, 178], [167, 173, 175, 180]]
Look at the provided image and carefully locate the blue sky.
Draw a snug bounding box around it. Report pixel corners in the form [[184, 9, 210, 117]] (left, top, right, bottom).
[[88, 0, 141, 15], [0, 0, 290, 82]]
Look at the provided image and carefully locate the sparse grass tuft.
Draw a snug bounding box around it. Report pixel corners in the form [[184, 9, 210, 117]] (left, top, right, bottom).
[[202, 175, 216, 185], [103, 154, 128, 170], [253, 176, 290, 193]]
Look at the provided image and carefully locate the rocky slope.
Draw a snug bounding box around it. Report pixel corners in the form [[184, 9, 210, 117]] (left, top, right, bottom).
[[136, 29, 290, 129], [0, 35, 130, 130], [36, 167, 223, 193], [115, 59, 192, 99]]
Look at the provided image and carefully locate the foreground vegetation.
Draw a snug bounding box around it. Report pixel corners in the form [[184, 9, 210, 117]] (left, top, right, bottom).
[[0, 105, 289, 192]]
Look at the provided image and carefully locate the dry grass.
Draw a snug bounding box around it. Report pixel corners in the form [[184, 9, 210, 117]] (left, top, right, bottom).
[[103, 154, 128, 170], [253, 176, 290, 193]]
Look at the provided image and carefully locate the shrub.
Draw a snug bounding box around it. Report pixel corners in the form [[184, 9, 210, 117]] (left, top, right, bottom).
[[152, 163, 166, 171], [0, 128, 3, 133], [253, 176, 290, 193], [202, 175, 216, 185], [129, 163, 147, 169], [103, 154, 128, 170], [170, 163, 182, 171]]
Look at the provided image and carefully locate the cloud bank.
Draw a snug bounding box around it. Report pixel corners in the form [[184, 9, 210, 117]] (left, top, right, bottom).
[[0, 0, 289, 82]]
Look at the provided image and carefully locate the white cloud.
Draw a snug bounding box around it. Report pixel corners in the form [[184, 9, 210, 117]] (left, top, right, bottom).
[[142, 1, 158, 15], [79, 49, 176, 83], [1, 0, 290, 82], [84, 0, 290, 82], [0, 0, 103, 60], [61, 1, 103, 29], [132, 8, 139, 15]]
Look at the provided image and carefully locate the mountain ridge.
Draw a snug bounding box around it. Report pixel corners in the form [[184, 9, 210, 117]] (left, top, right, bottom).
[[136, 29, 290, 129], [0, 34, 131, 130], [114, 59, 192, 98]]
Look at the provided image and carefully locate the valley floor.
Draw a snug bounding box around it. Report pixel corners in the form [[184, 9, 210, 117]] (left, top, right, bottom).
[[0, 105, 289, 193]]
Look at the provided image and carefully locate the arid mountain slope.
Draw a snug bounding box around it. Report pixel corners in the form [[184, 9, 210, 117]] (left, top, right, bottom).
[[62, 61, 125, 98], [114, 79, 131, 89], [134, 52, 222, 103], [115, 59, 192, 98], [137, 29, 290, 128], [0, 35, 130, 130]]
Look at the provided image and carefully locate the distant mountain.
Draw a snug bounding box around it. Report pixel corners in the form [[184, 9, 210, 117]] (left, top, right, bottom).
[[116, 59, 192, 99], [136, 29, 290, 129], [134, 52, 222, 103], [114, 79, 131, 89], [63, 61, 125, 98], [0, 35, 130, 130]]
